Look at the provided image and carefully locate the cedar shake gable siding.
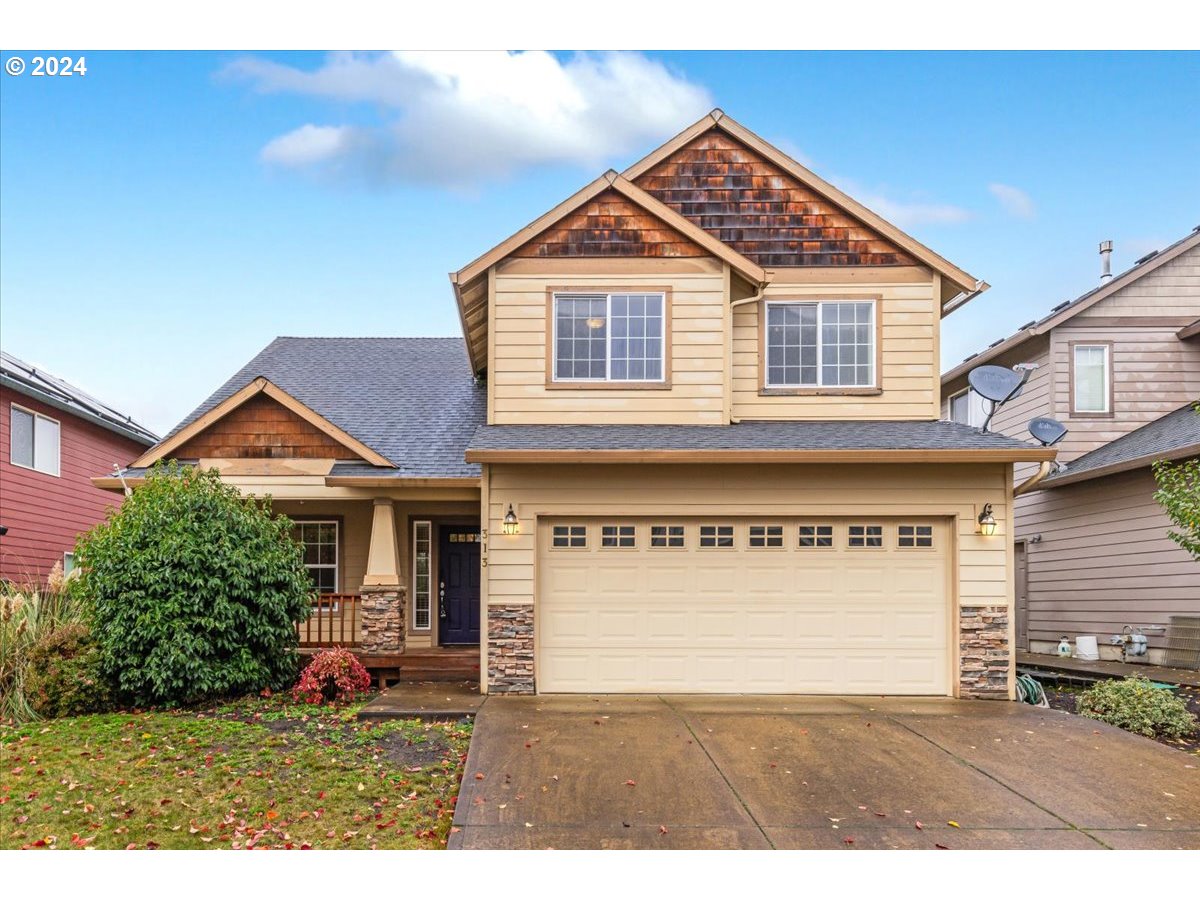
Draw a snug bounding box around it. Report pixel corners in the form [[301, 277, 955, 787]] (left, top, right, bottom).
[[512, 190, 707, 259], [173, 392, 362, 461], [634, 130, 915, 268]]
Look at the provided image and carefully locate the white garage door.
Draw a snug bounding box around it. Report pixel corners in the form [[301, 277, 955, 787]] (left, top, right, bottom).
[[537, 518, 950, 694]]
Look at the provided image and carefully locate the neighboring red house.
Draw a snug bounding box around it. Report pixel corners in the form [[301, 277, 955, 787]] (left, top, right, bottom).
[[0, 351, 158, 584]]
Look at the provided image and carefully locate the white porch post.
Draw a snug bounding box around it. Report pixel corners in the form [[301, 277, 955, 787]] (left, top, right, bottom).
[[360, 498, 406, 653]]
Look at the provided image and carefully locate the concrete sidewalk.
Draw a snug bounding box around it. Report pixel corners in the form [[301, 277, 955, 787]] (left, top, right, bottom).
[[450, 695, 1200, 850]]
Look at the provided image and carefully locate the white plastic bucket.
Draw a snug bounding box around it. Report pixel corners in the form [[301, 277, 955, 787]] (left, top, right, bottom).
[[1075, 635, 1100, 660]]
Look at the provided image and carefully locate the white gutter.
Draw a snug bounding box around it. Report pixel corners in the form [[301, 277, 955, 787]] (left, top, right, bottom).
[[728, 281, 770, 425]]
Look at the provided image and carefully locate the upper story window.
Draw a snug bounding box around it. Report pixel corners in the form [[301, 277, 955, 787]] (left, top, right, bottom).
[[949, 388, 988, 427], [1072, 343, 1111, 415], [9, 404, 60, 476], [765, 300, 875, 389], [553, 292, 666, 383]]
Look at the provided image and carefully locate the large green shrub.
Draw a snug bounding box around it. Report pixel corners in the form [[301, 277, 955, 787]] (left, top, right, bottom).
[[24, 623, 111, 718], [75, 462, 314, 706], [1076, 676, 1197, 739]]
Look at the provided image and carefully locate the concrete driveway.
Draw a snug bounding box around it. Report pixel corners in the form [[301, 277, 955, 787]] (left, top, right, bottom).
[[450, 695, 1200, 849]]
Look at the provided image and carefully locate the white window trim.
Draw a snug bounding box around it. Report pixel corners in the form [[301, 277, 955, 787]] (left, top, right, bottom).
[[9, 403, 61, 478], [551, 291, 667, 384], [295, 519, 339, 596], [412, 520, 432, 632], [764, 299, 877, 390], [948, 388, 989, 428], [1072, 343, 1111, 414]]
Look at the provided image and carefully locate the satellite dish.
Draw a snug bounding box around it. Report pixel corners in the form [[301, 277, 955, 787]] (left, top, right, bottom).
[[1029, 417, 1068, 447], [966, 364, 1034, 433], [968, 365, 1025, 404]]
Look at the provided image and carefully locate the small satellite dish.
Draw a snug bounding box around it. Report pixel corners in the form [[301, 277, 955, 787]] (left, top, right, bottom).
[[968, 365, 1026, 404], [1029, 417, 1068, 447]]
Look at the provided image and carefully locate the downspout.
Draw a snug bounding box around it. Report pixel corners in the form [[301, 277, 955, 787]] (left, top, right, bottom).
[[1013, 460, 1053, 497], [728, 281, 770, 425]]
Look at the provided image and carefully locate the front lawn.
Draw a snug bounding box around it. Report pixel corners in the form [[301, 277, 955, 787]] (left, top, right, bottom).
[[0, 695, 471, 849]]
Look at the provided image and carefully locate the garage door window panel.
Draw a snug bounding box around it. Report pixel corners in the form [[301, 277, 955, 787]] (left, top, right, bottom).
[[848, 525, 884, 548], [748, 525, 784, 548], [799, 525, 835, 548], [699, 525, 735, 549], [551, 525, 588, 549], [601, 525, 636, 548], [650, 525, 685, 549], [898, 525, 934, 549]]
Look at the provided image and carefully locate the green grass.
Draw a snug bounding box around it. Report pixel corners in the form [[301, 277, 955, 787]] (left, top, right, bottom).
[[0, 694, 471, 849]]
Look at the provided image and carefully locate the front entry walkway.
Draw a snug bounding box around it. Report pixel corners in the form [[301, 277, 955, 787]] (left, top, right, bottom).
[[450, 695, 1200, 850]]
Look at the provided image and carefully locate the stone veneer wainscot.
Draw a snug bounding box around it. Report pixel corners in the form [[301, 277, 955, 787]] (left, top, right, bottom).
[[959, 605, 1010, 699], [488, 604, 535, 693]]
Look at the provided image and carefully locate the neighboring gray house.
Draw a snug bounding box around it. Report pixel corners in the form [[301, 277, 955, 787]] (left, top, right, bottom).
[[942, 226, 1200, 663]]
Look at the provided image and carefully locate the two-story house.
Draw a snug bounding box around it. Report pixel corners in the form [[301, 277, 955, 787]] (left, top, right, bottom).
[[942, 227, 1200, 663], [109, 111, 1053, 699], [1, 351, 158, 583]]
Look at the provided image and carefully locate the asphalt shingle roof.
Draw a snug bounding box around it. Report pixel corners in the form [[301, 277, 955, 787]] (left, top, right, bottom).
[[468, 420, 1045, 453], [1043, 402, 1200, 486], [166, 337, 485, 479]]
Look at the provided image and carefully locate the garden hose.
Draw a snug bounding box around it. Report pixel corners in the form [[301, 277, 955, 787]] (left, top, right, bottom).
[[1016, 673, 1049, 707]]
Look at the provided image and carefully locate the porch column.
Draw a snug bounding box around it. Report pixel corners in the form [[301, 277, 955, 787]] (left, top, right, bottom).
[[360, 498, 406, 654]]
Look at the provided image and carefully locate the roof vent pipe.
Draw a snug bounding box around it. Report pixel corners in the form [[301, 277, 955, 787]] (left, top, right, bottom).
[[1099, 240, 1113, 282]]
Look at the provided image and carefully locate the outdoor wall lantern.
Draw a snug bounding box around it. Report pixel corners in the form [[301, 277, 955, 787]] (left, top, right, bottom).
[[977, 503, 997, 536], [502, 504, 520, 536]]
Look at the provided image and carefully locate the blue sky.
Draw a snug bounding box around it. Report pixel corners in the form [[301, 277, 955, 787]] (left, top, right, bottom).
[[2, 50, 1197, 434]]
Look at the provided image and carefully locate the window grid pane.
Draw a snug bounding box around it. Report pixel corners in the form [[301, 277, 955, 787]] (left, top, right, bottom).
[[650, 525, 685, 548], [552, 525, 587, 548], [414, 521, 432, 629], [799, 525, 834, 548], [699, 525, 735, 548], [848, 525, 884, 548], [294, 521, 338, 593], [748, 525, 784, 548], [766, 301, 874, 388], [555, 292, 665, 383], [899, 525, 933, 548], [601, 525, 636, 548]]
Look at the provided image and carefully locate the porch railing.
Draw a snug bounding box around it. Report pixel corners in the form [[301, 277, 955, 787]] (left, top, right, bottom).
[[297, 593, 361, 648]]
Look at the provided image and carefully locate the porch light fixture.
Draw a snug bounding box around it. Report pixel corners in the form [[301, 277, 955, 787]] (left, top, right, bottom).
[[502, 504, 520, 536], [977, 503, 997, 536], [585, 316, 606, 330]]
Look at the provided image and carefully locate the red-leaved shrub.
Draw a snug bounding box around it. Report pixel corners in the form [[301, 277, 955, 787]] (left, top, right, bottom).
[[292, 649, 372, 704]]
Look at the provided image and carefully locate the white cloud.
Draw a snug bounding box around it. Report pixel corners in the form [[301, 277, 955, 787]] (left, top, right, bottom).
[[988, 182, 1036, 219], [223, 51, 712, 188], [833, 177, 973, 228]]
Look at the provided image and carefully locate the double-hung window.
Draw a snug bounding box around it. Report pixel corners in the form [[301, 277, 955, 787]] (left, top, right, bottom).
[[9, 404, 60, 476], [293, 521, 338, 594], [765, 300, 875, 389], [552, 292, 666, 383], [1072, 344, 1111, 414], [949, 388, 988, 427]]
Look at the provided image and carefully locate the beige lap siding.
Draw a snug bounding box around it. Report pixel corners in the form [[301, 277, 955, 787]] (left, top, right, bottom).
[[482, 462, 1014, 697], [490, 261, 728, 425], [732, 280, 940, 421]]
